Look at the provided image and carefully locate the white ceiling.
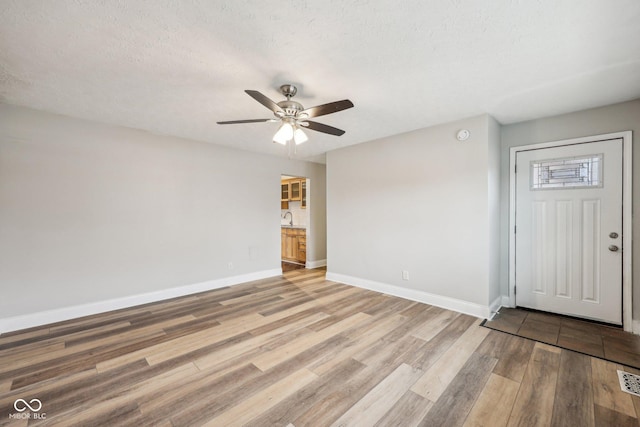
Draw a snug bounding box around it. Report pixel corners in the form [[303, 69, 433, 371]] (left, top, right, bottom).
[[1, 1, 639, 163]]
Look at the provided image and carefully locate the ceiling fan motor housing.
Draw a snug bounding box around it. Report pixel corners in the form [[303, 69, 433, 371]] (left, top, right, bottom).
[[277, 100, 304, 118]]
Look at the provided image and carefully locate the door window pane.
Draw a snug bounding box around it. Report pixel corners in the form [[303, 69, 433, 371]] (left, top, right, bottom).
[[530, 154, 603, 190]]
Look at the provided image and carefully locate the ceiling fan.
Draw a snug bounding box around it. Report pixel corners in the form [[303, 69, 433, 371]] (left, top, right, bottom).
[[217, 84, 354, 145]]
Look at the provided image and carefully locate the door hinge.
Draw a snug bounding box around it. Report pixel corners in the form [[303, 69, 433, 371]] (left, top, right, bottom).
[[514, 225, 517, 234], [514, 164, 517, 173], [514, 286, 516, 296]]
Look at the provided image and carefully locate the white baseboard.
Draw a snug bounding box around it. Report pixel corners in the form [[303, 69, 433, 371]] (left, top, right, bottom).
[[326, 272, 492, 319], [0, 269, 282, 334], [306, 259, 327, 269], [501, 296, 511, 307], [632, 320, 640, 335], [488, 296, 503, 320]]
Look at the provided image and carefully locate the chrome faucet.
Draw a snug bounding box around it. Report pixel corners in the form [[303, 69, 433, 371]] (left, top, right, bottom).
[[283, 211, 293, 226]]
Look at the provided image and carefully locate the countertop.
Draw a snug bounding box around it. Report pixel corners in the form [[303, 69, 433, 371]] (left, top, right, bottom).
[[281, 225, 306, 230]]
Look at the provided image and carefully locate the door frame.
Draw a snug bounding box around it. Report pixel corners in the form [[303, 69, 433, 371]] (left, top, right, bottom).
[[280, 174, 311, 268], [508, 131, 633, 331]]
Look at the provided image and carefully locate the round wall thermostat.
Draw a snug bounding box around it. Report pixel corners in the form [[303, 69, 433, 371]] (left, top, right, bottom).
[[456, 129, 470, 141]]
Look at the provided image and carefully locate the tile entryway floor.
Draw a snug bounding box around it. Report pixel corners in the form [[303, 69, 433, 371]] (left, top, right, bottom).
[[482, 307, 640, 369]]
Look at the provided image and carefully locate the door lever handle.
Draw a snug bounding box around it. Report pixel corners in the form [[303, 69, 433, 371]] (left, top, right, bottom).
[[609, 245, 619, 252]]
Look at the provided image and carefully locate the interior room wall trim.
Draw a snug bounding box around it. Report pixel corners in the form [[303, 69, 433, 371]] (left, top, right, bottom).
[[326, 272, 492, 319], [306, 259, 327, 269], [0, 269, 282, 334], [489, 295, 502, 320], [633, 320, 640, 335]]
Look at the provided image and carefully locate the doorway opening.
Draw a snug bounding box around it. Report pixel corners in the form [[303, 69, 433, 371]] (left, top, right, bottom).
[[508, 131, 632, 330], [281, 175, 309, 271]]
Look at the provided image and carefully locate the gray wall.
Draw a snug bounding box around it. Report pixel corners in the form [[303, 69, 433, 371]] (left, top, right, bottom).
[[327, 114, 500, 309], [487, 116, 502, 305], [3, 98, 638, 327], [0, 104, 326, 321], [500, 98, 640, 317]]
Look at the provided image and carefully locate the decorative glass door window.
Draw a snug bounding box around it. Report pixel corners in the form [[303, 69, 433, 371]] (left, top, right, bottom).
[[530, 154, 603, 190]]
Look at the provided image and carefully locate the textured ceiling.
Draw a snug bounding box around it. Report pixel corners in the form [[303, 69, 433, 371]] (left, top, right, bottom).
[[1, 1, 639, 163]]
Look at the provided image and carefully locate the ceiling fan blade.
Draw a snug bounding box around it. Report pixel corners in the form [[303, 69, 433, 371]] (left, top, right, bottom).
[[300, 120, 346, 136], [217, 119, 277, 124], [245, 90, 284, 114], [300, 99, 354, 119]]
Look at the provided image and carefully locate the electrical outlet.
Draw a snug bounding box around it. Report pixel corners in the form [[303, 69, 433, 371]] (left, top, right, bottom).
[[402, 270, 409, 281], [228, 262, 234, 270]]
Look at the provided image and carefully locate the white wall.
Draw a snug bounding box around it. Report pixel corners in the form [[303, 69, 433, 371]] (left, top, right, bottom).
[[326, 114, 500, 317], [8, 99, 636, 332], [0, 104, 326, 331], [487, 116, 502, 307], [500, 98, 640, 318]]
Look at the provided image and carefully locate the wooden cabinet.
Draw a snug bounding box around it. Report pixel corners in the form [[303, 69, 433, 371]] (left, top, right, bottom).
[[301, 180, 307, 209], [297, 233, 306, 261], [284, 231, 296, 260], [289, 180, 302, 201], [281, 182, 290, 201], [281, 227, 306, 264], [281, 178, 304, 202]]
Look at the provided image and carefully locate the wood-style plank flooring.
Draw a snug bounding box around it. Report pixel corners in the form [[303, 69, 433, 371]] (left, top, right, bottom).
[[281, 262, 306, 272], [1, 268, 640, 426]]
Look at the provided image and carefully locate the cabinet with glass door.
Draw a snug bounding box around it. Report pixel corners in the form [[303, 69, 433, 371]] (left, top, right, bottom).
[[301, 180, 307, 208], [281, 182, 290, 201], [289, 180, 302, 201]]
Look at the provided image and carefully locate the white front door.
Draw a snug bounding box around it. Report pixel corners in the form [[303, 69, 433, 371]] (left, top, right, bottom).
[[515, 138, 623, 324]]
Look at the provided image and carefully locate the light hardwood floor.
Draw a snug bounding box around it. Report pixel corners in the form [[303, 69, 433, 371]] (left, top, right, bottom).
[[1, 268, 639, 426]]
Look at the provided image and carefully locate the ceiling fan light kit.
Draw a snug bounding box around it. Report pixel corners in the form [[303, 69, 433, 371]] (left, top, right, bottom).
[[273, 121, 293, 145], [293, 127, 308, 145], [217, 84, 354, 147]]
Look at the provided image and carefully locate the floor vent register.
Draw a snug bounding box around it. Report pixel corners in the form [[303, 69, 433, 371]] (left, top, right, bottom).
[[618, 370, 640, 396]]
